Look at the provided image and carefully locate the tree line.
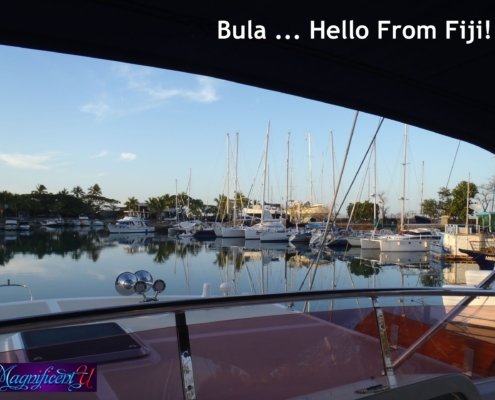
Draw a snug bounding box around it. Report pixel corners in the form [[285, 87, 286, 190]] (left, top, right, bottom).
[[140, 191, 251, 221], [6, 178, 491, 223], [0, 184, 253, 221], [346, 179, 495, 223], [0, 184, 119, 219]]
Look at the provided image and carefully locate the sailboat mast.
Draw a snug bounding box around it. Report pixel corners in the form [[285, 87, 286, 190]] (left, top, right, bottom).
[[175, 178, 178, 222], [420, 160, 424, 215], [400, 125, 408, 231], [261, 122, 270, 223], [226, 133, 230, 220], [331, 130, 336, 202], [307, 132, 314, 203], [466, 173, 470, 227], [234, 131, 239, 225], [187, 168, 191, 210], [373, 137, 377, 224], [286, 132, 290, 222]]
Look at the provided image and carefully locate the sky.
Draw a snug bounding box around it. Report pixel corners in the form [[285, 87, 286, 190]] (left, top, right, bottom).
[[0, 44, 494, 216]]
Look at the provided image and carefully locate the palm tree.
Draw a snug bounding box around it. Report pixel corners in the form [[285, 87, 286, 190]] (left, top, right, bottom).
[[0, 191, 15, 217], [125, 196, 139, 211], [33, 184, 48, 195], [146, 196, 165, 220], [72, 186, 85, 198], [87, 184, 102, 197], [31, 184, 49, 215], [160, 194, 174, 209], [214, 194, 229, 221], [234, 191, 248, 213]]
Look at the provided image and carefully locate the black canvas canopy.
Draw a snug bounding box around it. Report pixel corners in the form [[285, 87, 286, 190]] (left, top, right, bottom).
[[1, 1, 494, 152]]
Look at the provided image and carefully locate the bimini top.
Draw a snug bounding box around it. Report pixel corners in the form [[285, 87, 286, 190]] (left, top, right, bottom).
[[1, 2, 494, 152]]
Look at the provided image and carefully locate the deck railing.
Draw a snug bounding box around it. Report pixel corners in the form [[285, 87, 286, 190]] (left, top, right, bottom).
[[2, 286, 495, 399]]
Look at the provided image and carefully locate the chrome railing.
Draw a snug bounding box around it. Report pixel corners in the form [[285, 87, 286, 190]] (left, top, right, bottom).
[[2, 286, 495, 399]]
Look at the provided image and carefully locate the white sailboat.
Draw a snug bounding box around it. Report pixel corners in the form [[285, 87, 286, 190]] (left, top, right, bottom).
[[221, 132, 245, 238], [260, 135, 295, 243], [377, 125, 440, 252], [245, 123, 278, 240], [213, 135, 230, 238], [360, 136, 384, 249], [260, 132, 294, 242], [244, 127, 292, 242]]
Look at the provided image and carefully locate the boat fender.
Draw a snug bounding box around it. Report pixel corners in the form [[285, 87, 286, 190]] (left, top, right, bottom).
[[219, 282, 231, 296], [202, 282, 211, 297]]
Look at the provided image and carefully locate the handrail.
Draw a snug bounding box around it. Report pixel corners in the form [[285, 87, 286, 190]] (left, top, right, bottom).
[[1, 287, 494, 334], [0, 279, 34, 301], [3, 287, 495, 400], [393, 268, 495, 369]]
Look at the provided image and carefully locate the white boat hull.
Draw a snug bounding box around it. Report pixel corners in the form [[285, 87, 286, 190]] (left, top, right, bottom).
[[244, 227, 261, 240], [346, 236, 362, 247], [221, 227, 245, 238], [259, 230, 291, 242], [107, 225, 155, 234], [360, 237, 381, 249], [379, 235, 437, 252]]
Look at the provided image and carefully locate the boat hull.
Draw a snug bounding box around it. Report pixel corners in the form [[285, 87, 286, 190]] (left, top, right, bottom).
[[244, 227, 261, 240], [360, 237, 381, 249], [221, 227, 245, 238], [107, 224, 155, 234], [379, 235, 439, 252], [259, 230, 291, 242]]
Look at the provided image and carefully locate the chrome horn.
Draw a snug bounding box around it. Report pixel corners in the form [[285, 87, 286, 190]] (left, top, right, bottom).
[[115, 270, 166, 302], [115, 272, 138, 296], [134, 270, 154, 294]]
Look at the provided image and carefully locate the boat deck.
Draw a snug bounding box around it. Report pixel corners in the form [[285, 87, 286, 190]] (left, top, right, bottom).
[[2, 291, 495, 399]]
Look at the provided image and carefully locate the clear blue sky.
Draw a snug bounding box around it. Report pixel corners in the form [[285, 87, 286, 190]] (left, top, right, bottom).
[[1, 44, 494, 216]]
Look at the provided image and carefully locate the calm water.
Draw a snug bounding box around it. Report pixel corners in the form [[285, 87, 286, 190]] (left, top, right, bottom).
[[0, 228, 445, 304]]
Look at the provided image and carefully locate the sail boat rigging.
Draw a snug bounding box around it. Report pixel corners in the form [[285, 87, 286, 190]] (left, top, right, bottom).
[[376, 125, 441, 252], [213, 133, 230, 237], [244, 123, 289, 241], [259, 131, 294, 242], [221, 132, 245, 238]]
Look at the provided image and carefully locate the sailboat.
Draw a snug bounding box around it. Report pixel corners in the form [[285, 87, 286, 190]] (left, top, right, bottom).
[[221, 132, 245, 238], [244, 127, 292, 242], [346, 135, 378, 248], [259, 132, 295, 242], [377, 125, 441, 252], [359, 135, 390, 249], [213, 134, 230, 238]]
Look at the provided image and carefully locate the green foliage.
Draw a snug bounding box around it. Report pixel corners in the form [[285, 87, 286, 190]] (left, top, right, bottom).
[[0, 185, 118, 218], [449, 181, 478, 219], [348, 258, 379, 278], [421, 199, 439, 218], [437, 186, 452, 216], [214, 194, 229, 220], [422, 181, 480, 220], [125, 196, 139, 211], [346, 200, 374, 222]]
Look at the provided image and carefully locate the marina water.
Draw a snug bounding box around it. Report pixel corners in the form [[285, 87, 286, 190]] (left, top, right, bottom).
[[0, 228, 450, 306]]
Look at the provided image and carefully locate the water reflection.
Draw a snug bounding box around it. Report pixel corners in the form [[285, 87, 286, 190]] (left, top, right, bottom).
[[0, 230, 454, 302], [0, 228, 108, 264]]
